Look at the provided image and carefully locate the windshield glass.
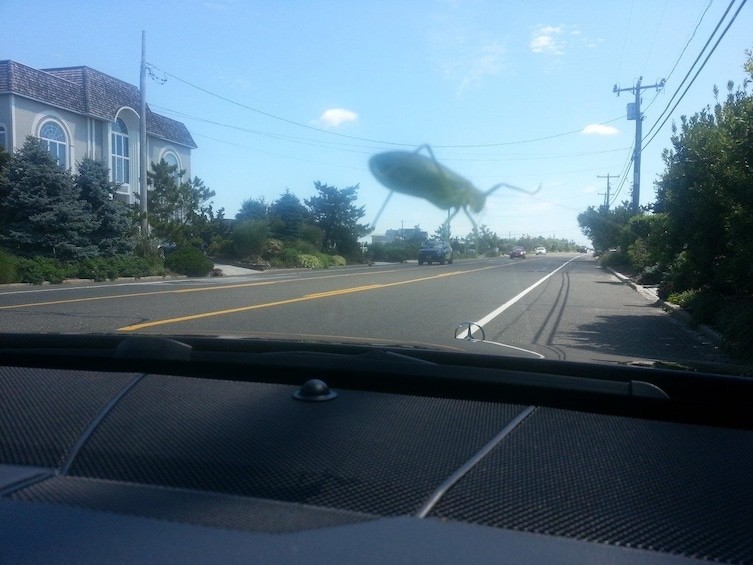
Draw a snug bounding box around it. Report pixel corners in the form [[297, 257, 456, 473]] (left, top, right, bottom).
[[0, 1, 751, 374]]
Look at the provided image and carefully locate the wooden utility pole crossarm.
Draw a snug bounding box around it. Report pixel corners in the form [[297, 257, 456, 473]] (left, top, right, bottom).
[[597, 173, 618, 209]]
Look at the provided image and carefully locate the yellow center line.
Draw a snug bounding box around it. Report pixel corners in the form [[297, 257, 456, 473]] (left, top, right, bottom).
[[118, 265, 500, 332], [0, 267, 409, 311], [304, 284, 384, 298], [0, 280, 281, 310]]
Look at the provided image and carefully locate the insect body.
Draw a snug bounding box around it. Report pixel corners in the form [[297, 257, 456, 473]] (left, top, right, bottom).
[[368, 144, 539, 231]]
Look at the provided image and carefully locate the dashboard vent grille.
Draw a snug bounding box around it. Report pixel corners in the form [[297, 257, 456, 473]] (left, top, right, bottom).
[[0, 367, 137, 468], [69, 374, 526, 516], [431, 407, 753, 563]]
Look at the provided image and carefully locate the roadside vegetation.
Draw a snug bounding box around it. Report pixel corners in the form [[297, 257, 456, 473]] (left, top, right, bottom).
[[368, 221, 581, 263], [0, 139, 367, 285], [577, 51, 753, 361]]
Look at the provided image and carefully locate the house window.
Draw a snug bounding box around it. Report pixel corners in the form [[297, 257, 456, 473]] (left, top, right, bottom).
[[162, 151, 181, 181], [111, 119, 130, 185], [0, 125, 6, 149], [39, 121, 67, 168]]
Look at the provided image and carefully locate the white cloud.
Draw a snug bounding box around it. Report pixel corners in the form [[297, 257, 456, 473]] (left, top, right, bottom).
[[530, 25, 565, 56], [315, 108, 358, 128], [582, 124, 620, 136], [530, 25, 603, 56], [457, 42, 506, 95]]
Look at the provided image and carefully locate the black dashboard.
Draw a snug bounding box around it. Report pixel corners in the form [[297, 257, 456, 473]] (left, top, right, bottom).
[[2, 334, 752, 563]]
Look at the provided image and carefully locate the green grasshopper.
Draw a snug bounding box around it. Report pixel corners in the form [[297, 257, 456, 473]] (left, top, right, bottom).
[[368, 144, 540, 231]]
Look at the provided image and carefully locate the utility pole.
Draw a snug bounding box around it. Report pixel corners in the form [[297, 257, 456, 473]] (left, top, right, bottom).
[[139, 31, 148, 235], [613, 76, 665, 214], [597, 173, 617, 209]]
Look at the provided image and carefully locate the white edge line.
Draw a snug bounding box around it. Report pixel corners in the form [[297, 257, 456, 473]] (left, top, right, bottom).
[[472, 256, 581, 335]]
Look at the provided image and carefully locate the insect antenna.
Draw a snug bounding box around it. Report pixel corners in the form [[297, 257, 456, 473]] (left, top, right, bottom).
[[485, 182, 542, 196]]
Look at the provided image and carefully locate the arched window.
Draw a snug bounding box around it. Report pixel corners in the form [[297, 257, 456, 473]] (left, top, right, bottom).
[[39, 121, 67, 168], [111, 118, 130, 185], [162, 151, 181, 181]]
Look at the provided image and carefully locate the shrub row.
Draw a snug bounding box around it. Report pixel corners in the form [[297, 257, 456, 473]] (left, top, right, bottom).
[[268, 248, 347, 269], [0, 250, 165, 285]]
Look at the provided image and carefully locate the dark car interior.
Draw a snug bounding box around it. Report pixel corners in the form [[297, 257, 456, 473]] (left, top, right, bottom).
[[2, 334, 753, 563]]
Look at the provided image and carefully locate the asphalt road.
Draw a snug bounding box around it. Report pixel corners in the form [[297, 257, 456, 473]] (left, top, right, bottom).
[[0, 254, 725, 367]]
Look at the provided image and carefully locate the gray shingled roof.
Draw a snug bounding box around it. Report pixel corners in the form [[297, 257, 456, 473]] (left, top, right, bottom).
[[0, 60, 196, 148]]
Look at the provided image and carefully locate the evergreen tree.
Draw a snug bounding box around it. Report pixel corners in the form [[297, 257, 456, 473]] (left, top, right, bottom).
[[0, 145, 11, 232], [269, 189, 309, 240], [236, 196, 268, 221], [145, 159, 216, 246], [75, 157, 136, 255], [0, 137, 97, 258], [305, 182, 368, 256]]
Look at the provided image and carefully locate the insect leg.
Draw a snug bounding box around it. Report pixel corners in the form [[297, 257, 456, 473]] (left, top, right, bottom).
[[368, 189, 394, 232], [414, 145, 447, 179], [413, 144, 436, 158], [461, 206, 478, 232]]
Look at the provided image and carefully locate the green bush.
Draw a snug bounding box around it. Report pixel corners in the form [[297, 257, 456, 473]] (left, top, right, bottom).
[[666, 289, 700, 309], [0, 252, 167, 284], [16, 259, 44, 285], [718, 298, 753, 362], [277, 248, 300, 267], [232, 220, 268, 259], [627, 238, 654, 271], [330, 255, 347, 266], [598, 250, 629, 269], [0, 250, 19, 284], [75, 257, 112, 281], [292, 240, 320, 255], [637, 264, 664, 285], [297, 254, 323, 269], [119, 256, 164, 278], [14, 257, 68, 284], [263, 238, 284, 261], [666, 289, 723, 326], [206, 235, 234, 258], [165, 247, 214, 277]]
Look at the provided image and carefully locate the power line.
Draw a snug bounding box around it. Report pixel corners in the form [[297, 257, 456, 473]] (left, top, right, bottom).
[[147, 62, 624, 150], [609, 141, 635, 207], [642, 0, 714, 115], [641, 0, 739, 145], [641, 0, 669, 76], [642, 0, 747, 151], [153, 104, 630, 162], [664, 0, 714, 84]]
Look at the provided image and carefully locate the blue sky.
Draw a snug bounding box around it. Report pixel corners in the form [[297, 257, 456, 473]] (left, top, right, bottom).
[[2, 1, 751, 245]]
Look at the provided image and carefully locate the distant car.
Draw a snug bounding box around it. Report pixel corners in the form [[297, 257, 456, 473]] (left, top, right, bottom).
[[510, 246, 526, 259], [418, 241, 453, 265], [535, 246, 546, 255]]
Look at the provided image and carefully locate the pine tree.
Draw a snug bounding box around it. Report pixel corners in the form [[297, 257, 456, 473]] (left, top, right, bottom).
[[75, 157, 136, 255], [1, 137, 97, 258], [305, 182, 368, 256]]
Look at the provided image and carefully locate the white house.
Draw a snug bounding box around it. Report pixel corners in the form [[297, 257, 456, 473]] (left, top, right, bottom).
[[0, 60, 196, 204]]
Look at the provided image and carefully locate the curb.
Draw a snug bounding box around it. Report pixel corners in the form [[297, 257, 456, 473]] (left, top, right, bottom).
[[606, 267, 724, 346]]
